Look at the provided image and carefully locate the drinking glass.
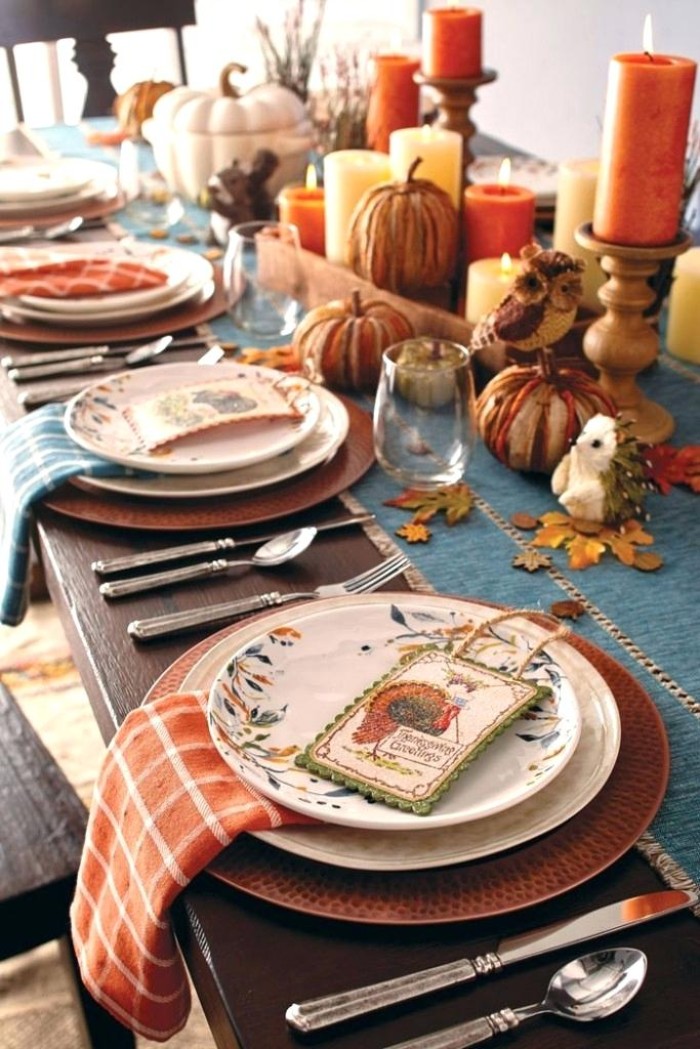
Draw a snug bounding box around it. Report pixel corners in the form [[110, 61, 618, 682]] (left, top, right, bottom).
[[118, 138, 184, 231], [373, 338, 476, 490], [224, 220, 305, 338]]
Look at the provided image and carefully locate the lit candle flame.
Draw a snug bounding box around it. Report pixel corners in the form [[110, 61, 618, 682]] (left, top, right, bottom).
[[500, 252, 513, 277], [498, 158, 511, 190], [643, 13, 654, 57], [305, 164, 318, 190], [421, 123, 435, 141]]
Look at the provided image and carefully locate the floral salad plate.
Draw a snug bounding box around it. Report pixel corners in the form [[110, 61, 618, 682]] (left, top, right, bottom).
[[207, 594, 583, 832], [64, 361, 322, 475]]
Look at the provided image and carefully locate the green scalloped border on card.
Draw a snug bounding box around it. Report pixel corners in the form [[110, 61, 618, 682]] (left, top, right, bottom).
[[295, 643, 552, 816]]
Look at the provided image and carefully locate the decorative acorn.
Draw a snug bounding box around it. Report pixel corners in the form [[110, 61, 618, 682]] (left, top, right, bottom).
[[551, 414, 656, 523]]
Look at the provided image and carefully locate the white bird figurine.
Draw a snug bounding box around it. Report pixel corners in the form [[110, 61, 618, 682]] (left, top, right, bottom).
[[551, 414, 654, 524]]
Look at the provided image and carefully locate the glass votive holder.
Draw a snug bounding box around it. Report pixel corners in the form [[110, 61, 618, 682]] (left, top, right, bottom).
[[223, 220, 305, 338], [373, 338, 476, 490]]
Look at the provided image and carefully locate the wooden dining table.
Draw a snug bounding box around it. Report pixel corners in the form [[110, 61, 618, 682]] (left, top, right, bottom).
[[0, 124, 698, 1049]]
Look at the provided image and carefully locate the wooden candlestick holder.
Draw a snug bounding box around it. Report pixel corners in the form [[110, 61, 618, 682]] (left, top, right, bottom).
[[414, 68, 497, 175], [574, 222, 691, 443]]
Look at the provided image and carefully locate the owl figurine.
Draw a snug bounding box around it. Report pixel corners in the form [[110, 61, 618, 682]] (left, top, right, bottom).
[[471, 244, 586, 360], [551, 414, 655, 524]]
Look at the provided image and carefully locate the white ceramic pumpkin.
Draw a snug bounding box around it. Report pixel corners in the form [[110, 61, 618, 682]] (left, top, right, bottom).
[[141, 63, 314, 202]]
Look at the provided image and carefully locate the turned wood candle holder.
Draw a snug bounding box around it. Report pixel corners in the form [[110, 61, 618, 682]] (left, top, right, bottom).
[[574, 222, 691, 443], [414, 68, 497, 176]]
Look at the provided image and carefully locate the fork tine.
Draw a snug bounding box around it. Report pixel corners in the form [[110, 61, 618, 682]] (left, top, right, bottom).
[[344, 554, 410, 594]]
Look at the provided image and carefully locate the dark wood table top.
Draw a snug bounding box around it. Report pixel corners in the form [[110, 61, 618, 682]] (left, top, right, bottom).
[[0, 170, 697, 1048]]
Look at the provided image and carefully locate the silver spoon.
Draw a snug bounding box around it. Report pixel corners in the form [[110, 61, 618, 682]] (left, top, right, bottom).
[[382, 948, 647, 1049], [99, 526, 318, 600], [9, 335, 174, 383], [0, 215, 84, 244]]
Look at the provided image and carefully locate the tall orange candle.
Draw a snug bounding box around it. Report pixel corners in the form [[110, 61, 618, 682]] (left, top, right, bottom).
[[593, 18, 696, 246], [278, 165, 326, 256], [464, 159, 536, 263], [366, 53, 421, 153], [422, 6, 482, 79]]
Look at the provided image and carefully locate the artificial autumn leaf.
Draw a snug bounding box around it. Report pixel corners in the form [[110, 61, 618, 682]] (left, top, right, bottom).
[[643, 444, 700, 493], [512, 549, 552, 572], [396, 521, 431, 543], [531, 512, 661, 571], [384, 483, 473, 526], [238, 344, 302, 373], [567, 534, 607, 569]]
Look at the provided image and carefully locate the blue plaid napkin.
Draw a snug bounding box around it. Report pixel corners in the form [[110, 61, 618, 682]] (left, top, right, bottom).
[[0, 404, 130, 626]]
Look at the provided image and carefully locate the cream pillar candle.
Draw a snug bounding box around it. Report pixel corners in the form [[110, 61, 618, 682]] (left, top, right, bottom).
[[465, 253, 521, 325], [323, 150, 392, 265], [389, 126, 463, 209], [666, 247, 700, 363], [552, 158, 606, 313]]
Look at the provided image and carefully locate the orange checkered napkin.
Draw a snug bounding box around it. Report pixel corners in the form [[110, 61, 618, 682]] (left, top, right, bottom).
[[0, 247, 168, 298], [70, 690, 315, 1042]]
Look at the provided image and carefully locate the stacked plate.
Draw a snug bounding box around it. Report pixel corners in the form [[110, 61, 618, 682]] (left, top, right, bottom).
[[65, 360, 351, 499], [0, 156, 120, 220], [198, 594, 621, 872], [0, 242, 216, 327]]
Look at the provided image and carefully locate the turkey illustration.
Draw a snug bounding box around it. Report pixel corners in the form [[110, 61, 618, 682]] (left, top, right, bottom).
[[352, 678, 475, 758]]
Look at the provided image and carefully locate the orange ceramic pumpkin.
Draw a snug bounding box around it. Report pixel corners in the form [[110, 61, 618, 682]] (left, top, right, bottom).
[[476, 360, 617, 474], [293, 289, 415, 392], [114, 80, 176, 137], [347, 157, 459, 293]]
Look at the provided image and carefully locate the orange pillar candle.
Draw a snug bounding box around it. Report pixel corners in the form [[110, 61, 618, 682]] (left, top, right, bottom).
[[464, 159, 536, 263], [593, 20, 697, 246], [366, 53, 421, 153], [278, 165, 326, 256], [422, 6, 482, 79]]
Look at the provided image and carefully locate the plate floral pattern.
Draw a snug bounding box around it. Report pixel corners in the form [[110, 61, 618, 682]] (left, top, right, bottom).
[[208, 596, 582, 831]]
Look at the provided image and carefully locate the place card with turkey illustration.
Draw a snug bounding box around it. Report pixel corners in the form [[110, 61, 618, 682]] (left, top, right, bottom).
[[295, 643, 550, 816]]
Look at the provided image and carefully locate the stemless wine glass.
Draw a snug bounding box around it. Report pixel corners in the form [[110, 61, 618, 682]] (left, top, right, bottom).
[[373, 338, 477, 490], [224, 220, 305, 338]]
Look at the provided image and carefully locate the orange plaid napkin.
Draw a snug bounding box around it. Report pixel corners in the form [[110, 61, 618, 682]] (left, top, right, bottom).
[[70, 690, 315, 1042], [0, 247, 168, 298]]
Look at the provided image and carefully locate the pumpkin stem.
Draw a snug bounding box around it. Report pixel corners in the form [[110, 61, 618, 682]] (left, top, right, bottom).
[[537, 346, 558, 380], [407, 157, 423, 183], [350, 288, 363, 317], [220, 62, 248, 99]]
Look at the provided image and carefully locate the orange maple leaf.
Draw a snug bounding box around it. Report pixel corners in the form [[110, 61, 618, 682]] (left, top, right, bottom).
[[396, 521, 431, 543], [568, 534, 607, 569]]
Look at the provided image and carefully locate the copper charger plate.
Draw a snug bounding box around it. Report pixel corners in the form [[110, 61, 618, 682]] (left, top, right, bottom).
[[0, 188, 127, 230], [43, 397, 374, 531], [0, 265, 226, 345], [147, 608, 669, 924]]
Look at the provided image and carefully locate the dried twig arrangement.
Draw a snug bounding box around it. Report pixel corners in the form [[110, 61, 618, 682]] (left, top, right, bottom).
[[255, 0, 327, 103]]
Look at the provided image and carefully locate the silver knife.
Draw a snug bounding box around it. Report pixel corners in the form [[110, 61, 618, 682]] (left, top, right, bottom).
[[2, 334, 238, 369], [91, 513, 375, 576], [285, 888, 697, 1033]]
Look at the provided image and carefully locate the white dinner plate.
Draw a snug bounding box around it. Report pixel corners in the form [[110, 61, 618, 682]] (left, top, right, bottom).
[[0, 156, 100, 201], [76, 385, 349, 499], [0, 159, 118, 215], [207, 596, 582, 832], [468, 155, 559, 206], [2, 251, 213, 327], [170, 600, 619, 870], [64, 361, 322, 475], [19, 243, 194, 315]]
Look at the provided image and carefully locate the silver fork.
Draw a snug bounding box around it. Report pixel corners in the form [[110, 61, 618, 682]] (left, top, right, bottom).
[[127, 553, 410, 642]]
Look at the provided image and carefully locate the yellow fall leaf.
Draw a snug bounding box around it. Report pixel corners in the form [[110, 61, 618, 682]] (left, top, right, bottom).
[[568, 535, 607, 569]]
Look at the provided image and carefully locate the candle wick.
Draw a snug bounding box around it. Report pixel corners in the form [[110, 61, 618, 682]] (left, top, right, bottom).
[[644, 50, 654, 61]]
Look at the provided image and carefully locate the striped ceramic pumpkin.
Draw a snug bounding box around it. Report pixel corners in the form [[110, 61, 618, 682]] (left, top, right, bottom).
[[476, 362, 617, 474], [347, 158, 459, 292], [293, 289, 415, 392]]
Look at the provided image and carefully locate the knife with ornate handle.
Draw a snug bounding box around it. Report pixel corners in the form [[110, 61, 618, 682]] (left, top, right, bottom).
[[91, 513, 375, 576], [285, 889, 697, 1033]]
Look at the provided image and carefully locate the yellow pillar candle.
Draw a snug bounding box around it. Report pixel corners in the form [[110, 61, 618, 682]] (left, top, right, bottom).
[[465, 253, 521, 325], [666, 247, 700, 363], [389, 125, 463, 209], [323, 149, 392, 265], [552, 158, 606, 313]]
